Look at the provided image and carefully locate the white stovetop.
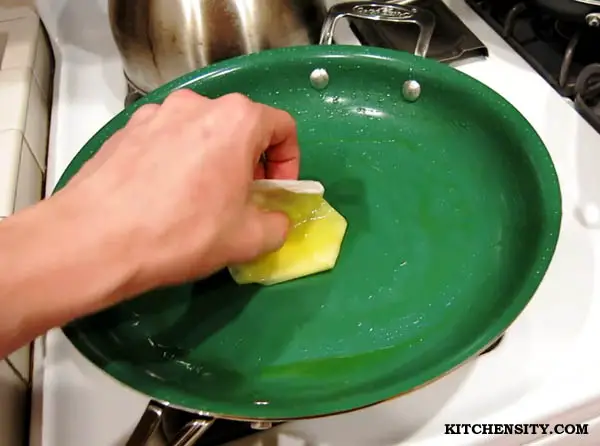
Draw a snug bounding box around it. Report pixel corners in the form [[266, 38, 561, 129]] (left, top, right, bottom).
[[32, 0, 600, 445]]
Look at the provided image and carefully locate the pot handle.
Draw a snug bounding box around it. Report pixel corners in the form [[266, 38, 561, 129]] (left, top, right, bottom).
[[319, 1, 435, 57], [125, 400, 215, 446]]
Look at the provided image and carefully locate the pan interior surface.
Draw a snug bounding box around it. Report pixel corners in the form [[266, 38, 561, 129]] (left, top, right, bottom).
[[56, 46, 561, 419]]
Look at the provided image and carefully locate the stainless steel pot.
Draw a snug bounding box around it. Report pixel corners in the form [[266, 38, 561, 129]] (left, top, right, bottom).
[[108, 0, 328, 93]]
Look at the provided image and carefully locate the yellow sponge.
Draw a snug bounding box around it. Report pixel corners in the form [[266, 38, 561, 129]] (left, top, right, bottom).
[[228, 180, 348, 286]]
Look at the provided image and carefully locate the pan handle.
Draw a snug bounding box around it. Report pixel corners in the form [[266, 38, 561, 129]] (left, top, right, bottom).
[[125, 401, 164, 446], [125, 400, 215, 446], [319, 1, 435, 57]]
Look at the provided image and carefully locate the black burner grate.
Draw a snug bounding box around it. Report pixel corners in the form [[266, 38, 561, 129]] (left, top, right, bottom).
[[465, 0, 600, 133]]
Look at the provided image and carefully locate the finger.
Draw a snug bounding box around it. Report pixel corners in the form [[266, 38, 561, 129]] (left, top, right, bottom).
[[265, 144, 300, 179], [252, 104, 300, 180], [127, 103, 160, 127], [227, 205, 290, 264]]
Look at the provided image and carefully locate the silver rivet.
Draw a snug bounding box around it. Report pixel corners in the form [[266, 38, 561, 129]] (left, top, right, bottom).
[[586, 13, 600, 27], [402, 79, 421, 102], [251, 421, 273, 430], [310, 68, 329, 90]]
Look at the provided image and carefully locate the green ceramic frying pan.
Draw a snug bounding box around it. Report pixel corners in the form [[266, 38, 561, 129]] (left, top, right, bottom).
[[53, 2, 561, 441]]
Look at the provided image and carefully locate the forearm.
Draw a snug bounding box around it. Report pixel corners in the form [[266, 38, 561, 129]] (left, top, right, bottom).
[[0, 194, 136, 357]]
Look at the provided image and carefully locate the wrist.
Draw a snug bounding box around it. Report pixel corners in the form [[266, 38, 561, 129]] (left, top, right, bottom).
[[0, 190, 140, 325], [45, 189, 144, 307]]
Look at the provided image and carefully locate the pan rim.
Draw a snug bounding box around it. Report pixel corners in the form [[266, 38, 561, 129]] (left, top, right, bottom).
[[56, 44, 562, 420]]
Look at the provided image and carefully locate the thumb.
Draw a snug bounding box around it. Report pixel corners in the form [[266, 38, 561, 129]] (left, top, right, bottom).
[[228, 205, 290, 264]]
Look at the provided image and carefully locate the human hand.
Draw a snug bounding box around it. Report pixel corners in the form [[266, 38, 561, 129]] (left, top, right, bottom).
[[55, 90, 300, 298]]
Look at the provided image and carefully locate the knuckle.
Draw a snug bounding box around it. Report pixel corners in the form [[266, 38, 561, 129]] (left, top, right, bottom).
[[220, 93, 254, 112], [285, 112, 298, 131], [164, 88, 202, 105], [130, 103, 159, 119]]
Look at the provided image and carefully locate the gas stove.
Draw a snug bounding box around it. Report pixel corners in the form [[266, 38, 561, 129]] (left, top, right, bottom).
[[32, 0, 600, 445], [465, 0, 600, 134]]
